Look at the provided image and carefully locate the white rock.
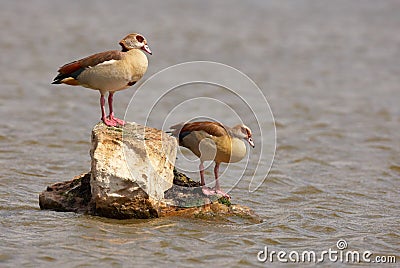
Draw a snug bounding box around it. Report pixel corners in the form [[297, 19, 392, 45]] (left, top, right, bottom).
[[90, 122, 177, 218]]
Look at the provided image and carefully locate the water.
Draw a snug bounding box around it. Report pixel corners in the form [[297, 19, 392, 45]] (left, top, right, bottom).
[[1, 0, 399, 267]]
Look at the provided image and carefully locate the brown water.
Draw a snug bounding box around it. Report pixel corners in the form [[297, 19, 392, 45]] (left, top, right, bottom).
[[1, 0, 399, 267]]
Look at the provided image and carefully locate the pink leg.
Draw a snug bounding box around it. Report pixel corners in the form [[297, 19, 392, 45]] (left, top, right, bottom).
[[213, 162, 230, 198], [100, 94, 117, 127], [199, 162, 205, 186], [200, 162, 214, 196], [108, 92, 125, 126]]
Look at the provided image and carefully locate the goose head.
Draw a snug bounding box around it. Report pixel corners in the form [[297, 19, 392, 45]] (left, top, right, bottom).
[[119, 33, 152, 54], [231, 124, 255, 148]]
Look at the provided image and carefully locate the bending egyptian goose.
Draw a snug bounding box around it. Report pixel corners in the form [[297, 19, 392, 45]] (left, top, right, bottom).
[[52, 33, 152, 127], [170, 121, 255, 198]]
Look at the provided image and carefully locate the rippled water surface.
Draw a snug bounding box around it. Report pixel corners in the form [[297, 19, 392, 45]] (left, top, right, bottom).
[[1, 0, 399, 267]]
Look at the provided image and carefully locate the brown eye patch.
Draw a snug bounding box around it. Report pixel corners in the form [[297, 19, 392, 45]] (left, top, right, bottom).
[[244, 127, 251, 138], [247, 129, 252, 137], [136, 35, 144, 43]]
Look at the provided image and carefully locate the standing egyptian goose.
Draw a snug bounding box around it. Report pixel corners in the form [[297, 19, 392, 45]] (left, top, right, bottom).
[[170, 121, 255, 198], [52, 33, 152, 127]]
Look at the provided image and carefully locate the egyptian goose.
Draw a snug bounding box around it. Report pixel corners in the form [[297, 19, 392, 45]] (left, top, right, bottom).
[[170, 121, 255, 198], [52, 33, 152, 127]]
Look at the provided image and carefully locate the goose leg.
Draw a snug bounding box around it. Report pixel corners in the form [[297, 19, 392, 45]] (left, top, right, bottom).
[[200, 161, 214, 196], [100, 94, 117, 127], [213, 162, 230, 198], [108, 92, 125, 126], [199, 162, 205, 186]]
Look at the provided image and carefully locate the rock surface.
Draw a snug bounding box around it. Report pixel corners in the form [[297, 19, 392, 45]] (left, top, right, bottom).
[[90, 122, 176, 218], [39, 172, 93, 214], [39, 122, 261, 222]]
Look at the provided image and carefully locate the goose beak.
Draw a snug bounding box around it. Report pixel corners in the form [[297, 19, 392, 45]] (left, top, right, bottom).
[[142, 44, 152, 55], [247, 137, 255, 148]]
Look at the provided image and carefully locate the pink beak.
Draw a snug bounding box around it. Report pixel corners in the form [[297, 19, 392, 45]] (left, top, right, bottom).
[[142, 44, 152, 55], [247, 137, 255, 148]]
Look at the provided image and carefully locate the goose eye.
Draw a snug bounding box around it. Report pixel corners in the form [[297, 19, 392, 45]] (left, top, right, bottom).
[[244, 128, 251, 137], [136, 35, 144, 43]]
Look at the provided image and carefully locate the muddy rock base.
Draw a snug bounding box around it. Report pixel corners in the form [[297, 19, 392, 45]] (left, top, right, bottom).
[[39, 169, 261, 223]]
